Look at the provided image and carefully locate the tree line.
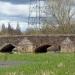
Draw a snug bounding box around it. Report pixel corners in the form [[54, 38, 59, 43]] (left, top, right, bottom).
[[0, 23, 22, 35]]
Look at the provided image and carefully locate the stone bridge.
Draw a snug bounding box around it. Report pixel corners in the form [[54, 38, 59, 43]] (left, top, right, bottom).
[[0, 34, 75, 53]]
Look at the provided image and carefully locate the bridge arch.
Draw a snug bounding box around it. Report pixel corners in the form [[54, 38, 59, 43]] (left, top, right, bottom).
[[35, 44, 61, 53], [35, 44, 52, 53], [0, 43, 15, 53]]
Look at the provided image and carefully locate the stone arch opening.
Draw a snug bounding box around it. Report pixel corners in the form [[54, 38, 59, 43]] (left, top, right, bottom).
[[35, 44, 51, 53], [0, 43, 15, 53]]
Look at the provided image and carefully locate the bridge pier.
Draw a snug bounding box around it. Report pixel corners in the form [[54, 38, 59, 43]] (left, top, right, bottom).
[[17, 38, 34, 53]]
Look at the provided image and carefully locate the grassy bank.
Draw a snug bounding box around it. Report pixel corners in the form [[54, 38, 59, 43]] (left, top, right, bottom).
[[0, 53, 75, 75]]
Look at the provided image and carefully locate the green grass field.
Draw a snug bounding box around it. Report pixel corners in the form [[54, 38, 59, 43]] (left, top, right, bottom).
[[0, 53, 75, 75]]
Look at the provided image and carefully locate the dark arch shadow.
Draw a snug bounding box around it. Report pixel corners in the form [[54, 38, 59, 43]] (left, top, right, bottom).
[[35, 44, 51, 53], [0, 44, 15, 53]]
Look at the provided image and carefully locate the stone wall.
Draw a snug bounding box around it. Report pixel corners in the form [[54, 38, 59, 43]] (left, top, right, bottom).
[[0, 34, 75, 52]]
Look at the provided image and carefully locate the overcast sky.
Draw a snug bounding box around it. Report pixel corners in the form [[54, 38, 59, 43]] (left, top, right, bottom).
[[0, 0, 45, 31], [0, 0, 75, 31]]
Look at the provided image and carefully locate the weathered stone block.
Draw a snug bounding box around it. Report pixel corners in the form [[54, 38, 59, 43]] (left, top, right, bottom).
[[17, 38, 33, 53], [61, 37, 75, 52]]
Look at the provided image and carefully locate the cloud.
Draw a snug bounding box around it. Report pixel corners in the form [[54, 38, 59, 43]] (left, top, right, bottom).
[[0, 1, 45, 31], [0, 1, 45, 17], [0, 0, 38, 4], [0, 1, 30, 16], [0, 1, 29, 31]]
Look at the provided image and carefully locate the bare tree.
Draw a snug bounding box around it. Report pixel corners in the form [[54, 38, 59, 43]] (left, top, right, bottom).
[[46, 0, 75, 26], [25, 0, 75, 34]]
